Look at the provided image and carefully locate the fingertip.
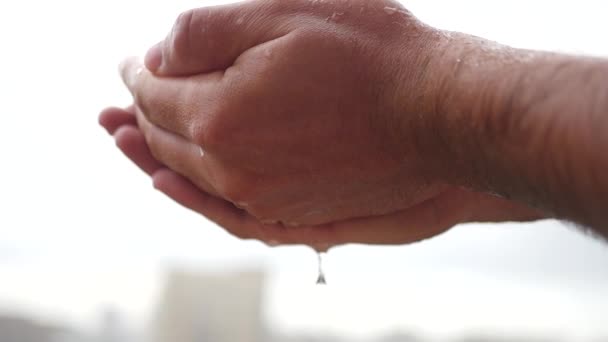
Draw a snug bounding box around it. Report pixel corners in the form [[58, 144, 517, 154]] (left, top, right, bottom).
[[98, 110, 113, 134], [114, 125, 163, 175], [99, 107, 136, 135], [119, 56, 144, 91], [150, 168, 215, 217], [145, 41, 163, 73], [113, 125, 139, 149], [151, 168, 174, 191]]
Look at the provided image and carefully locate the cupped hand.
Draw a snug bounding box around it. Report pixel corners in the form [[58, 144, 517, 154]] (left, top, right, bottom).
[[102, 0, 545, 248], [119, 0, 459, 227], [100, 107, 543, 249]]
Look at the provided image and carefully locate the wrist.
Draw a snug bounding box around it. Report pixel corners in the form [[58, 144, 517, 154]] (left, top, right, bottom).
[[419, 32, 541, 191], [434, 35, 608, 226], [385, 28, 472, 183], [389, 30, 508, 188]]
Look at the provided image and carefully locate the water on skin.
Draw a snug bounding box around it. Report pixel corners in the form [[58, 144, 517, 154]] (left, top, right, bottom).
[[383, 6, 408, 16], [261, 219, 279, 225], [326, 12, 345, 22], [235, 202, 249, 210], [383, 6, 398, 15]]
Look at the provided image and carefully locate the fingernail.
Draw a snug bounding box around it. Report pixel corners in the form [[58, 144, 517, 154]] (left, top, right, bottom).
[[145, 41, 163, 72]]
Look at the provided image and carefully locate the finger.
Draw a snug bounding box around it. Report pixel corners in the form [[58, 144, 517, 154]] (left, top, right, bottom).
[[152, 168, 257, 240], [303, 191, 544, 247], [119, 57, 220, 143], [152, 168, 329, 245], [114, 125, 164, 175], [114, 124, 218, 199], [274, 193, 462, 248], [99, 106, 136, 135], [134, 106, 220, 197], [148, 180, 542, 249], [144, 2, 290, 76], [154, 169, 464, 249], [466, 192, 547, 222]]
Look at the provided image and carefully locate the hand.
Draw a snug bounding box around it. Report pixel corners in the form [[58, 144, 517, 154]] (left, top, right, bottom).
[[119, 0, 463, 227], [99, 106, 541, 250], [102, 0, 545, 248]]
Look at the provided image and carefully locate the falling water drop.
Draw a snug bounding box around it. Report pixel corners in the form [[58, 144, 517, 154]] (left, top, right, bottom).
[[316, 252, 327, 285]]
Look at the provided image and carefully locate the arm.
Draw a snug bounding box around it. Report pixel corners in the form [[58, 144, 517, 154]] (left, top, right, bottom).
[[420, 33, 608, 235]]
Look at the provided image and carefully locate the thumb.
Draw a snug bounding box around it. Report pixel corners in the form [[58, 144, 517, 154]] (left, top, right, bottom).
[[145, 2, 289, 77]]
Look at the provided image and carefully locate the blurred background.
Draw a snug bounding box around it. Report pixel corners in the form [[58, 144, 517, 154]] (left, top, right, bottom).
[[1, 0, 608, 341]]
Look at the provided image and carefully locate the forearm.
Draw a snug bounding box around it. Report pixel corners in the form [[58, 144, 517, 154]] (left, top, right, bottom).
[[434, 32, 608, 234]]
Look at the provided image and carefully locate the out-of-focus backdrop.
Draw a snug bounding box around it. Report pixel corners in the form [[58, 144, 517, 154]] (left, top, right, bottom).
[[1, 0, 607, 341]]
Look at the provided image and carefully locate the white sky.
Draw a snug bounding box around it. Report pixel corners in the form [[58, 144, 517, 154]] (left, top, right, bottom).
[[1, 0, 608, 340]]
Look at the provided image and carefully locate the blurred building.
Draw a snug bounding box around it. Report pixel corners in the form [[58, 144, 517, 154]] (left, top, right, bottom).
[[376, 332, 422, 342], [151, 269, 266, 342], [97, 308, 131, 342], [456, 336, 556, 342], [0, 314, 65, 342]]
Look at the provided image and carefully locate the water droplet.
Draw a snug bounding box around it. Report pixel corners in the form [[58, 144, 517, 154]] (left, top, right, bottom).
[[328, 12, 345, 22], [383, 6, 398, 15], [261, 219, 279, 225], [236, 17, 244, 25], [235, 201, 249, 209], [199, 146, 205, 157], [316, 252, 327, 285], [135, 67, 144, 76]]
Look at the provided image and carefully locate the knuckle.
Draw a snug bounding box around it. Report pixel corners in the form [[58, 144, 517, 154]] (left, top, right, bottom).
[[191, 100, 233, 150], [169, 9, 201, 62], [190, 116, 221, 151], [188, 121, 208, 149]]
